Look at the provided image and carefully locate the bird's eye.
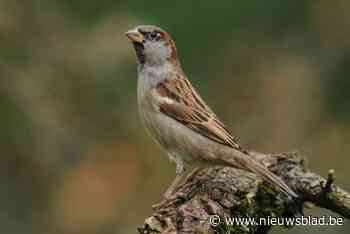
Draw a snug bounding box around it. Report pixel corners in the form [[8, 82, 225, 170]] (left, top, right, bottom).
[[149, 32, 160, 41]]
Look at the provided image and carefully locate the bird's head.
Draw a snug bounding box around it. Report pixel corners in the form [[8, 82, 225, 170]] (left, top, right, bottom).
[[125, 25, 179, 67]]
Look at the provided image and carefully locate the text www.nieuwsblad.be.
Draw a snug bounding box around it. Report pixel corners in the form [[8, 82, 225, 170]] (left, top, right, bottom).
[[209, 215, 344, 227]]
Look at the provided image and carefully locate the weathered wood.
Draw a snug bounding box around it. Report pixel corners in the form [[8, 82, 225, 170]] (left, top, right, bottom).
[[138, 151, 350, 234]]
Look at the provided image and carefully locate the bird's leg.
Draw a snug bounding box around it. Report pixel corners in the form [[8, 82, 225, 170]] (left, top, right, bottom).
[[153, 163, 186, 209], [178, 167, 201, 187], [163, 162, 185, 199], [154, 165, 202, 209]]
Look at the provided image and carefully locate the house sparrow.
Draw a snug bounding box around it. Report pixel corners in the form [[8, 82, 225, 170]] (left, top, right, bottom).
[[125, 25, 297, 199]]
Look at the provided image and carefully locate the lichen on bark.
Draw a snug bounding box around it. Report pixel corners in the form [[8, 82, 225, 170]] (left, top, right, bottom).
[[138, 152, 350, 234]]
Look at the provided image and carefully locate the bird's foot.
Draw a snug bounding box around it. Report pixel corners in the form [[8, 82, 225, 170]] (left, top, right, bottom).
[[152, 191, 185, 210]]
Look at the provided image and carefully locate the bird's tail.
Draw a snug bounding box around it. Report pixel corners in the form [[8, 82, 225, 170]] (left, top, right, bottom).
[[221, 151, 298, 199]]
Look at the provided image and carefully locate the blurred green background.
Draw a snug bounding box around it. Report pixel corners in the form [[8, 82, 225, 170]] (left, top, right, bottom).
[[0, 0, 349, 233]]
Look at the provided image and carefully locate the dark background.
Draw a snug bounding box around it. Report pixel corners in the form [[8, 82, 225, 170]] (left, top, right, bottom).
[[0, 1, 349, 233]]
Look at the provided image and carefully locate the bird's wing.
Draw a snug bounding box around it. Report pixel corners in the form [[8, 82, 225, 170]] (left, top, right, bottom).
[[152, 73, 243, 150]]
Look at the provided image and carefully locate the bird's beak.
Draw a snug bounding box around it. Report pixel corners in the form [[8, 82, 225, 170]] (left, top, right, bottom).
[[125, 28, 145, 43]]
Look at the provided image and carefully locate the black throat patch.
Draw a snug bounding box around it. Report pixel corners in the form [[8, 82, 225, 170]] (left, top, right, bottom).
[[133, 42, 145, 64]]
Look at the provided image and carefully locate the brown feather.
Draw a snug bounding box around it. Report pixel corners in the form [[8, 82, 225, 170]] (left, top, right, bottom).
[[155, 75, 243, 150]]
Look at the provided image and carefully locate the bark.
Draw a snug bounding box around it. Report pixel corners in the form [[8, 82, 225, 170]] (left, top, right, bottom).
[[138, 151, 350, 234]]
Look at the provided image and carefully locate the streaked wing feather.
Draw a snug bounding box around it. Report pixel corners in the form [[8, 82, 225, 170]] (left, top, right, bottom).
[[154, 74, 242, 150]]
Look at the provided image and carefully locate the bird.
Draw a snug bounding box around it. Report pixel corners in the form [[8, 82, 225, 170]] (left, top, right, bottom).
[[125, 25, 298, 199]]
